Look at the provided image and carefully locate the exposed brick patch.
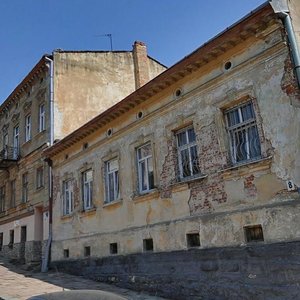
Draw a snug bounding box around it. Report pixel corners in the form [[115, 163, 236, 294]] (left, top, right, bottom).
[[244, 174, 257, 198], [188, 123, 227, 215], [188, 174, 227, 215], [159, 139, 178, 199], [196, 123, 227, 172], [281, 55, 300, 101]]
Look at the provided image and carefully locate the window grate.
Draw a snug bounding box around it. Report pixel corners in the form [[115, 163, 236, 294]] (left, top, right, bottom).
[[226, 101, 261, 164]]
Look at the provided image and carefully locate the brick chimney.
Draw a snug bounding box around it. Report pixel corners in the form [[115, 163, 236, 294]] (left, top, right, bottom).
[[133, 41, 150, 89]]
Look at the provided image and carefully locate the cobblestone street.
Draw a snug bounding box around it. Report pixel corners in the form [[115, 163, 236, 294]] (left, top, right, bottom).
[[0, 258, 168, 300]]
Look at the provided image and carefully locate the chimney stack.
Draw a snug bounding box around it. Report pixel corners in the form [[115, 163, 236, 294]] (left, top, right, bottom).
[[133, 41, 150, 89]]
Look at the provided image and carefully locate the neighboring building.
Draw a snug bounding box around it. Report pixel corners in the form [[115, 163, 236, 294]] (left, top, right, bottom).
[[45, 1, 300, 299], [0, 42, 166, 265]]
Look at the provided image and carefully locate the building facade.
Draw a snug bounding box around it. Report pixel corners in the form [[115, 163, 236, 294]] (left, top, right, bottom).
[[0, 42, 166, 265], [45, 1, 300, 299]]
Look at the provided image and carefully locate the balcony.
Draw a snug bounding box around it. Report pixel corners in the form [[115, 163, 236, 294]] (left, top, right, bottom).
[[0, 146, 20, 169]]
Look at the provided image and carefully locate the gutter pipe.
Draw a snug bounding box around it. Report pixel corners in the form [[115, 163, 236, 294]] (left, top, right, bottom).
[[41, 56, 54, 273], [270, 0, 300, 88]]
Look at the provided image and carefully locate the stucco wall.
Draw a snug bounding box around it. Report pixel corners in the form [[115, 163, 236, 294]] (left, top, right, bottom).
[[50, 20, 300, 262], [53, 51, 166, 140]]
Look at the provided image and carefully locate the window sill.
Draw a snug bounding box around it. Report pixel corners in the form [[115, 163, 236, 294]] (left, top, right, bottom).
[[22, 140, 32, 147], [34, 129, 46, 139], [133, 189, 159, 203], [35, 186, 45, 192], [103, 199, 123, 208], [7, 207, 17, 214], [170, 174, 208, 192], [220, 156, 272, 180], [79, 207, 96, 217], [61, 214, 73, 221]]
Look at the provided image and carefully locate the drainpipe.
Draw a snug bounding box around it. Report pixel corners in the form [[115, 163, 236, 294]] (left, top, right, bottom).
[[270, 0, 300, 88], [41, 56, 54, 272]]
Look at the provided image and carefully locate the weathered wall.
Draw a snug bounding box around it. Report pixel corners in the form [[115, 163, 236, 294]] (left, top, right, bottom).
[[52, 241, 300, 300], [51, 18, 300, 263], [0, 64, 50, 263], [53, 51, 166, 140]]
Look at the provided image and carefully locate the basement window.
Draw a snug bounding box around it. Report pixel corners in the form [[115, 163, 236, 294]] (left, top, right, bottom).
[[110, 243, 118, 255], [186, 233, 200, 248], [244, 225, 264, 243], [63, 249, 69, 258], [84, 246, 91, 257], [143, 238, 153, 252]]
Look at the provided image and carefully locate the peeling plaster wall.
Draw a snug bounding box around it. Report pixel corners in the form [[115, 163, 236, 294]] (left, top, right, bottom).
[[50, 21, 300, 264]]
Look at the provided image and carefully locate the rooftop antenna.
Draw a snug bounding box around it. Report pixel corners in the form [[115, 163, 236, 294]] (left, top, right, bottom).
[[94, 33, 113, 51]]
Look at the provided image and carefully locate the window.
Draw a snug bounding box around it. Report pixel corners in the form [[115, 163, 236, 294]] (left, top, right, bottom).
[[63, 249, 69, 258], [0, 186, 5, 212], [186, 233, 200, 248], [105, 158, 119, 203], [143, 238, 153, 252], [225, 101, 261, 164], [22, 173, 28, 203], [84, 246, 91, 257], [3, 133, 8, 158], [9, 230, 14, 248], [39, 104, 45, 132], [82, 169, 93, 210], [176, 127, 200, 179], [63, 180, 73, 215], [137, 143, 154, 193], [25, 114, 31, 142], [13, 125, 19, 159], [110, 243, 118, 255], [10, 180, 16, 208], [36, 167, 44, 189], [244, 225, 264, 243]]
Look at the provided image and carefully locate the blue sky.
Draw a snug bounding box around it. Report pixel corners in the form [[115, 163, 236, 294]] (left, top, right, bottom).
[[0, 0, 265, 102]]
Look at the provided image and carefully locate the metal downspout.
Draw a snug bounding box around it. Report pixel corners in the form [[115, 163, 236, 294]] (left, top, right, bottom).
[[270, 0, 300, 88], [41, 56, 54, 273], [282, 13, 300, 88]]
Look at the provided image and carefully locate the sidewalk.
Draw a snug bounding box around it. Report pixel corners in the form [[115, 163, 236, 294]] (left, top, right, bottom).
[[0, 258, 169, 300]]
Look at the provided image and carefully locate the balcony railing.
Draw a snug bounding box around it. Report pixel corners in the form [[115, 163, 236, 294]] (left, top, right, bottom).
[[0, 146, 19, 169]]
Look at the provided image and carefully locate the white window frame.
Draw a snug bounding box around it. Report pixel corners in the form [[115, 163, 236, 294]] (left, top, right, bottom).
[[39, 104, 45, 132], [13, 125, 19, 159], [225, 101, 261, 165], [22, 173, 28, 203], [105, 158, 119, 203], [176, 126, 200, 179], [63, 180, 73, 215], [82, 169, 93, 210], [36, 167, 44, 189], [136, 143, 154, 194], [25, 114, 31, 142]]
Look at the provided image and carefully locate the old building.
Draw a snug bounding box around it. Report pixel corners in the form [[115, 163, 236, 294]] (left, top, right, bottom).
[[0, 42, 166, 266], [45, 1, 300, 299]]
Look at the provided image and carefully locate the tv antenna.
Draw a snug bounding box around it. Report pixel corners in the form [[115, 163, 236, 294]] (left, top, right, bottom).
[[94, 33, 113, 51]]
